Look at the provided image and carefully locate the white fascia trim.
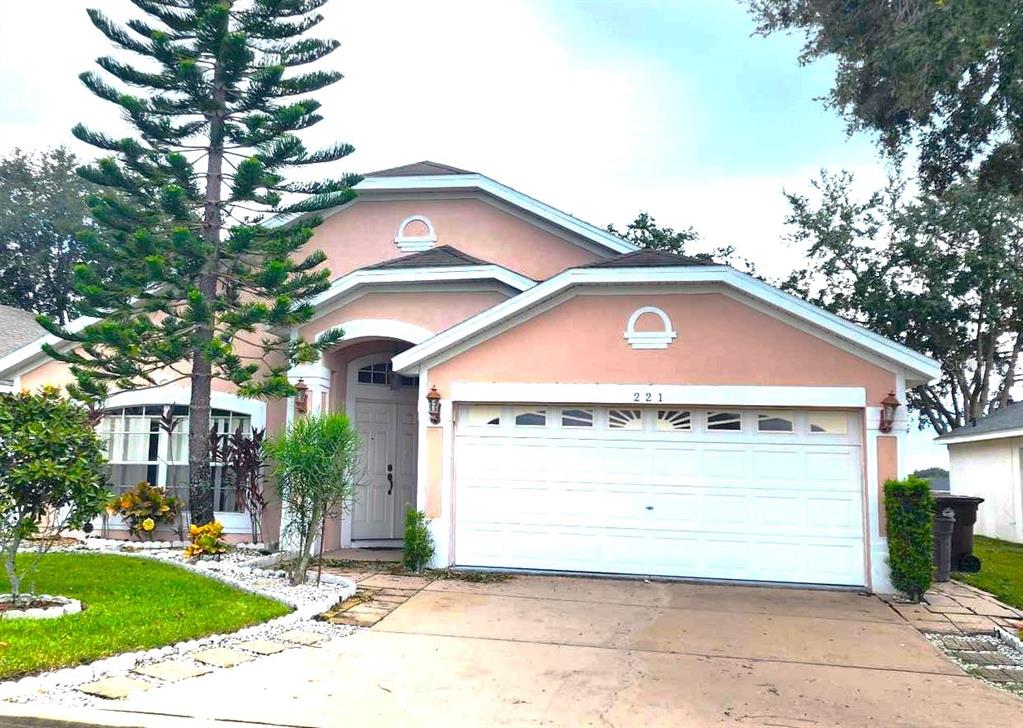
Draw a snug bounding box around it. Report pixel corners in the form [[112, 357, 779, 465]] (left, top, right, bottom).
[[392, 266, 942, 382], [356, 174, 637, 255], [320, 318, 434, 345], [308, 265, 535, 314], [450, 382, 867, 408], [936, 428, 1023, 446], [0, 316, 97, 380]]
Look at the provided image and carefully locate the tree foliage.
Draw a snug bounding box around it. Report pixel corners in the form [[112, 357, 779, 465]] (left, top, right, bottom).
[[0, 148, 99, 323], [0, 387, 110, 597], [748, 0, 1023, 193], [40, 0, 358, 524], [608, 212, 753, 270], [264, 412, 359, 584], [782, 170, 1023, 433]]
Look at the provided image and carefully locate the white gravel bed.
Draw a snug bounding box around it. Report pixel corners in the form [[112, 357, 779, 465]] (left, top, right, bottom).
[[0, 544, 357, 706], [0, 595, 81, 621]]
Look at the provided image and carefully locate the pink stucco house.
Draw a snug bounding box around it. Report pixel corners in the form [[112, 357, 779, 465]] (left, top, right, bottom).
[[0, 161, 940, 592]]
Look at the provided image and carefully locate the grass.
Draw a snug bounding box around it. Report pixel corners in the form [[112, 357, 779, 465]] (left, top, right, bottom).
[[0, 552, 290, 679], [952, 535, 1023, 610]]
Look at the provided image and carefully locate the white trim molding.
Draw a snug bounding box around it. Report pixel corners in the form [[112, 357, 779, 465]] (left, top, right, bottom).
[[935, 427, 1023, 446], [393, 266, 941, 385], [624, 306, 676, 350], [449, 382, 867, 408], [308, 265, 536, 319], [314, 318, 434, 346], [394, 214, 437, 252]]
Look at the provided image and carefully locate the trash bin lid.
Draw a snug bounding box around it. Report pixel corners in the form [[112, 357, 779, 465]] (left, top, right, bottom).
[[933, 493, 985, 505]]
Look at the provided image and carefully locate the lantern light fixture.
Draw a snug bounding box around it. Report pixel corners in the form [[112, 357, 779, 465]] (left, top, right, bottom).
[[294, 378, 309, 414], [879, 391, 900, 433], [426, 386, 442, 424]]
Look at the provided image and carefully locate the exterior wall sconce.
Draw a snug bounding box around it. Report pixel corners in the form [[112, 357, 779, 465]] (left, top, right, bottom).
[[879, 391, 900, 433], [426, 386, 442, 424], [294, 378, 309, 414]]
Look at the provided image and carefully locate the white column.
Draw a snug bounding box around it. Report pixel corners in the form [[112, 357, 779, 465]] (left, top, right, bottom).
[[865, 382, 910, 594]]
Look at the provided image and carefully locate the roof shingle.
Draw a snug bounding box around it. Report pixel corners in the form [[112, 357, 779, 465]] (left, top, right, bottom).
[[582, 249, 720, 268], [936, 401, 1023, 441], [362, 245, 494, 271], [365, 161, 474, 178], [0, 304, 45, 358]]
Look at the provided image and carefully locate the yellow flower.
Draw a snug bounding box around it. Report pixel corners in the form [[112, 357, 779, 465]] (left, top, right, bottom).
[[142, 518, 156, 532]]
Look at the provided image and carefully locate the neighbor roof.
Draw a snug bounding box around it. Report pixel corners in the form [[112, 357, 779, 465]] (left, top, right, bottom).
[[362, 245, 494, 271], [365, 161, 474, 178], [936, 402, 1023, 444], [582, 249, 719, 268], [0, 304, 45, 358]]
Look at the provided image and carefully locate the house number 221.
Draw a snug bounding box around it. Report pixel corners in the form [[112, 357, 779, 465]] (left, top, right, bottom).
[[633, 392, 664, 403]]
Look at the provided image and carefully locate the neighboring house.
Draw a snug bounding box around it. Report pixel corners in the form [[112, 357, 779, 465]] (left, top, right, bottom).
[[936, 403, 1023, 544], [0, 304, 45, 392], [0, 161, 941, 592]]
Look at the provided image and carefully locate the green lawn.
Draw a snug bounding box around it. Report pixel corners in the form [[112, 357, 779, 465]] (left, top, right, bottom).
[[0, 552, 290, 679], [953, 535, 1023, 610]]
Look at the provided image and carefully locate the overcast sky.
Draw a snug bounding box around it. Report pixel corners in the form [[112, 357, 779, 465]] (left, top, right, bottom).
[[0, 0, 945, 469]]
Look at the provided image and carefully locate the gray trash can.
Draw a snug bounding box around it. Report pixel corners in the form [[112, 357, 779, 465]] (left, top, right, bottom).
[[933, 508, 955, 582], [932, 494, 985, 572]]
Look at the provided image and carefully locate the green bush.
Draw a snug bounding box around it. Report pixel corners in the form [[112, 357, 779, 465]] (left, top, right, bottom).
[[884, 475, 935, 601], [403, 508, 435, 573]]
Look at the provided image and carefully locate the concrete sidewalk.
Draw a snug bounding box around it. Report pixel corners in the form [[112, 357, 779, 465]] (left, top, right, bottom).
[[6, 576, 1022, 727]]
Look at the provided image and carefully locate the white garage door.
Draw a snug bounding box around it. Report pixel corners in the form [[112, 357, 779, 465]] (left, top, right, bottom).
[[454, 405, 866, 586]]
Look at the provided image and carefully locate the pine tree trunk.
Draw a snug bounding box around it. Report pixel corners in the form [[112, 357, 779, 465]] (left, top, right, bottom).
[[188, 4, 230, 527]]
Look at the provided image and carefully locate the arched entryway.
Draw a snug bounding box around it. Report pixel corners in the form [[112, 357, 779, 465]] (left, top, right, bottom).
[[344, 351, 418, 544]]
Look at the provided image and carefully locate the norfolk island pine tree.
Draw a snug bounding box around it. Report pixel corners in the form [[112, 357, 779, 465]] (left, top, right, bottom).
[[38, 0, 359, 525]]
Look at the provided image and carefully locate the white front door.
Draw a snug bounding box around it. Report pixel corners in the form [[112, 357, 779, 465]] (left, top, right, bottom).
[[454, 405, 866, 586], [352, 399, 418, 541]]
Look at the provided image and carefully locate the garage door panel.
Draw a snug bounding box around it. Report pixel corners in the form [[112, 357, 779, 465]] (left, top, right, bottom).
[[454, 405, 866, 586]]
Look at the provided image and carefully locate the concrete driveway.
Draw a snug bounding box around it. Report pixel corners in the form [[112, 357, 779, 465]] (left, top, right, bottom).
[[10, 576, 1023, 727]]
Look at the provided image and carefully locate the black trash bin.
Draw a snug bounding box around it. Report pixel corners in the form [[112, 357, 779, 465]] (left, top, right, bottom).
[[933, 508, 955, 582], [932, 494, 985, 572]]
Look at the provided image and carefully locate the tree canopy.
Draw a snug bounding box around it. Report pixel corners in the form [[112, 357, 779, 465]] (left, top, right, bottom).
[[782, 170, 1023, 433], [41, 0, 357, 524], [0, 148, 99, 323], [748, 0, 1023, 193]]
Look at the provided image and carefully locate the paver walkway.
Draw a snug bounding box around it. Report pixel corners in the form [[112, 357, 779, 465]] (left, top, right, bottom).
[[319, 572, 435, 627], [883, 579, 1023, 635]]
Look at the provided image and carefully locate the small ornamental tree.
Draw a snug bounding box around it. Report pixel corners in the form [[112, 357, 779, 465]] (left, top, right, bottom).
[[884, 475, 936, 602], [40, 0, 359, 526], [0, 387, 110, 597], [264, 412, 359, 584]]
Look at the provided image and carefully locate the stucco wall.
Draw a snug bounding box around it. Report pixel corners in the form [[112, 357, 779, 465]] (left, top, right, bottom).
[[948, 439, 1023, 543], [300, 289, 509, 341], [429, 291, 898, 401], [304, 197, 604, 281]]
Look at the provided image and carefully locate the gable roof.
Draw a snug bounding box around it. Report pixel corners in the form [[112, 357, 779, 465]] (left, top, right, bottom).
[[362, 245, 494, 271], [366, 161, 474, 178], [582, 249, 718, 268], [935, 401, 1023, 445], [392, 264, 942, 384], [0, 305, 45, 358]]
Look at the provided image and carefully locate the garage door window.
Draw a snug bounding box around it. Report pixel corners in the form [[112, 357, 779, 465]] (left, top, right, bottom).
[[469, 406, 502, 427], [656, 409, 691, 431], [757, 413, 794, 432], [809, 412, 848, 434], [514, 408, 547, 426], [561, 409, 593, 427], [608, 409, 642, 430], [707, 411, 742, 431]]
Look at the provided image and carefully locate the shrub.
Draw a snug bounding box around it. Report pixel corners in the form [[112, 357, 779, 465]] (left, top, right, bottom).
[[107, 482, 180, 540], [884, 475, 935, 601], [264, 413, 360, 585], [184, 521, 228, 559], [0, 387, 110, 596], [403, 508, 435, 573]]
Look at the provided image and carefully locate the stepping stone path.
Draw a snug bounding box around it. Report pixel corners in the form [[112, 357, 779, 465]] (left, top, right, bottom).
[[234, 639, 291, 655], [930, 633, 1023, 695], [133, 660, 211, 682], [79, 676, 151, 700], [318, 573, 434, 627], [190, 646, 256, 668]]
